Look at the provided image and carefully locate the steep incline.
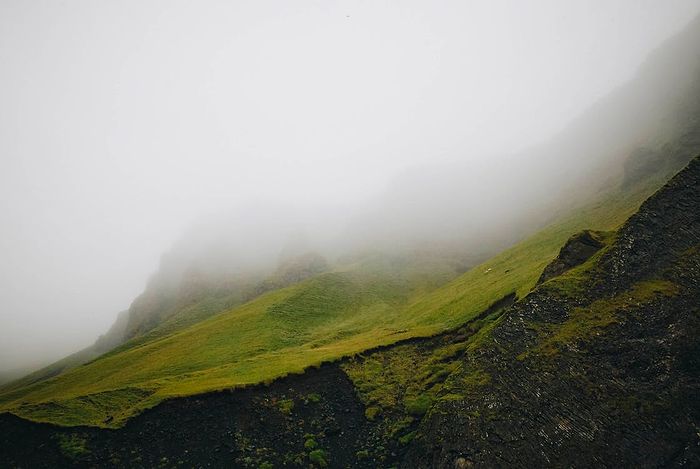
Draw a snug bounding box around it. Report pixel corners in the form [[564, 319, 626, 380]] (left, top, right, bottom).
[[1, 156, 697, 469], [0, 167, 666, 428], [4, 12, 699, 430], [404, 156, 700, 467]]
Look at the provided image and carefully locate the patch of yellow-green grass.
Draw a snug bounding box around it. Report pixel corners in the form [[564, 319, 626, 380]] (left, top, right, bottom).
[[341, 320, 495, 442], [343, 340, 456, 445], [343, 342, 456, 413], [13, 387, 155, 427], [441, 368, 491, 398], [343, 307, 501, 428], [527, 279, 679, 357], [0, 347, 105, 397], [465, 314, 506, 353], [0, 174, 667, 428], [55, 433, 90, 461], [276, 398, 295, 415]]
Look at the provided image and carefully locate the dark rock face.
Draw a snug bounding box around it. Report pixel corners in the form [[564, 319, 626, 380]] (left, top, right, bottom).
[[0, 365, 374, 468], [403, 157, 700, 468], [536, 229, 607, 285]]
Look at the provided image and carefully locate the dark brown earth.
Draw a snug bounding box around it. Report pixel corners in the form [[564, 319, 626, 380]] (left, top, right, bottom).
[[0, 364, 378, 468]]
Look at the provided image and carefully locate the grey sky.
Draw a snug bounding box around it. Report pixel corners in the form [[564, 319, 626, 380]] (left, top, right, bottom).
[[1, 0, 699, 371]]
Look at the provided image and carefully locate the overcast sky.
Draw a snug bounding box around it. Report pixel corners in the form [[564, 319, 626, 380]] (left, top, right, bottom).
[[1, 0, 699, 372]]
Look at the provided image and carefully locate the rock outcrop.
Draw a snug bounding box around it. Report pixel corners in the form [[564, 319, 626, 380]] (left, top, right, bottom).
[[536, 229, 607, 285]]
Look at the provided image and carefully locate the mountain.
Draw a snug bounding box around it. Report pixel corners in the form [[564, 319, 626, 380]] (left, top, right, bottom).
[[339, 13, 700, 266], [11, 11, 700, 398], [1, 12, 700, 469], [3, 9, 700, 426], [0, 153, 697, 468], [403, 154, 700, 467], [0, 140, 688, 428]]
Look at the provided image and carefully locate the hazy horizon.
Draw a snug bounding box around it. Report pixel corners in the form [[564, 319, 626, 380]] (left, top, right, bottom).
[[2, 1, 700, 374]]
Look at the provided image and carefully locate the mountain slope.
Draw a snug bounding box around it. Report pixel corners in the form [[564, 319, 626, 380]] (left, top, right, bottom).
[[0, 255, 459, 427], [0, 155, 697, 469], [2, 11, 699, 434], [404, 155, 700, 467], [0, 310, 130, 394], [0, 153, 675, 428]]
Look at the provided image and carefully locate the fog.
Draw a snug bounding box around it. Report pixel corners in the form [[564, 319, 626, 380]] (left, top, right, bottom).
[[1, 1, 699, 373]]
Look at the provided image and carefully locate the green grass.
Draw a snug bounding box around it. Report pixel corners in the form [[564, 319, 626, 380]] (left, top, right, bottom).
[[0, 170, 669, 427], [527, 279, 679, 357], [55, 433, 90, 461], [344, 341, 456, 414], [0, 347, 104, 396], [277, 398, 295, 415], [308, 448, 329, 467], [342, 309, 501, 455]]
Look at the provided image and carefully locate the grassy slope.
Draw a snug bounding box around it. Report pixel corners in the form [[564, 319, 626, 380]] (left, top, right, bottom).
[[0, 349, 103, 395], [0, 171, 669, 427], [398, 178, 660, 331], [342, 193, 691, 462], [0, 306, 228, 399]]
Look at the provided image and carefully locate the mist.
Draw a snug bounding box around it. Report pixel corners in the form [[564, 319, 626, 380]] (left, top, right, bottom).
[[1, 0, 700, 374]]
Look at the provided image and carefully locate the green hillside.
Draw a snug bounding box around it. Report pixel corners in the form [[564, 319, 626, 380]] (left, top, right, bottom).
[[0, 164, 673, 428]]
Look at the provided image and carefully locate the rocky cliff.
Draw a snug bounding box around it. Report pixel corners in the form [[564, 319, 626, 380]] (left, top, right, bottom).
[[404, 156, 700, 467]]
